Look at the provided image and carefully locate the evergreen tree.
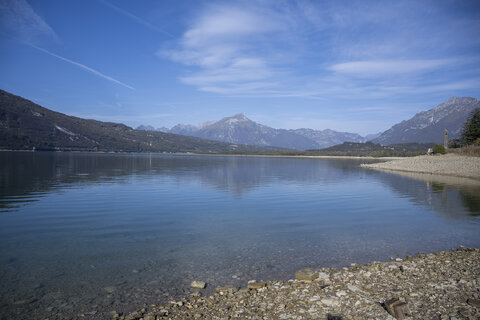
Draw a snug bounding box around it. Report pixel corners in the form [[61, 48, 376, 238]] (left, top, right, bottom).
[[461, 108, 480, 145]]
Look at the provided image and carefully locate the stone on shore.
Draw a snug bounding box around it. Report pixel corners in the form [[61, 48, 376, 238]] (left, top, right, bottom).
[[247, 280, 266, 289], [467, 298, 480, 307], [295, 268, 319, 281], [215, 286, 238, 295], [384, 298, 411, 319], [320, 297, 339, 307], [190, 281, 206, 289], [158, 309, 168, 316]]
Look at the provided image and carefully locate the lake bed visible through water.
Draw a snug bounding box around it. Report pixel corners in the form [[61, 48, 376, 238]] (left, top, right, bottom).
[[1, 151, 479, 319]]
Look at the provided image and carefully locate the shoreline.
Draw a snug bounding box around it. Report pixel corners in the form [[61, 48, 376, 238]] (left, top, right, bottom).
[[195, 154, 408, 161], [115, 247, 480, 320], [361, 153, 480, 181], [192, 153, 404, 160], [0, 149, 403, 160]]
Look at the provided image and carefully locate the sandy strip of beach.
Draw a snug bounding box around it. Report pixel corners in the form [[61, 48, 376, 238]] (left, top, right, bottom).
[[361, 154, 480, 180]]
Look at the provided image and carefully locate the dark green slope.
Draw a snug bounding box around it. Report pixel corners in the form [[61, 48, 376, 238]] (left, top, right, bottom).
[[0, 90, 273, 153]]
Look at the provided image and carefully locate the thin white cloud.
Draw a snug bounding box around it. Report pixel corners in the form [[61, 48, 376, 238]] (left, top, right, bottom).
[[0, 0, 57, 41], [181, 6, 281, 47], [160, 4, 286, 91], [99, 0, 176, 39], [161, 2, 480, 101], [27, 43, 135, 90], [378, 78, 480, 95], [74, 112, 172, 123], [181, 58, 273, 85], [328, 59, 452, 76], [1, 0, 135, 91]]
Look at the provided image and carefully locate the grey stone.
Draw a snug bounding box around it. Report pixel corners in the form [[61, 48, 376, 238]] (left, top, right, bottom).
[[215, 286, 238, 295], [384, 298, 400, 317], [191, 281, 206, 289], [393, 302, 410, 320], [248, 281, 266, 289], [347, 284, 361, 293], [103, 286, 116, 293], [321, 297, 338, 307], [158, 309, 169, 317], [124, 311, 141, 320], [295, 268, 319, 281]]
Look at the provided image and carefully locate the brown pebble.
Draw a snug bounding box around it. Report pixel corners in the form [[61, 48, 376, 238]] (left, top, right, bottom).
[[467, 298, 480, 307], [247, 281, 266, 289]]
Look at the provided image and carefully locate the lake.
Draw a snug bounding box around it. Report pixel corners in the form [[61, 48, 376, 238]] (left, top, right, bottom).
[[1, 151, 479, 319]]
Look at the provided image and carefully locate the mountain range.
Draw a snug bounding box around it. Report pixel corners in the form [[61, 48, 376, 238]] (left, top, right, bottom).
[[1, 88, 478, 153], [140, 97, 479, 150], [141, 114, 370, 150], [372, 97, 479, 144], [0, 90, 274, 153]]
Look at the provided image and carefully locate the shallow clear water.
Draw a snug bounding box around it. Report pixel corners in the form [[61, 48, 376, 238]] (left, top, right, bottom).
[[0, 151, 479, 319]]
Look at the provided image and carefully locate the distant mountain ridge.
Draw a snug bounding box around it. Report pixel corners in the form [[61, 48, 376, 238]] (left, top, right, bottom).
[[289, 128, 366, 149], [141, 97, 479, 149], [4, 89, 476, 153], [0, 90, 274, 153], [139, 113, 368, 150], [373, 97, 480, 145]]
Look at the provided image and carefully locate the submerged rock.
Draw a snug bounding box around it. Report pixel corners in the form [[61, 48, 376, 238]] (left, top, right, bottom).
[[190, 281, 206, 289], [103, 286, 116, 293]]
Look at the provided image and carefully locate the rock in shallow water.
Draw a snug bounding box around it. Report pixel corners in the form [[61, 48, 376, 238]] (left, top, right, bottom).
[[190, 281, 206, 289], [103, 286, 116, 293]]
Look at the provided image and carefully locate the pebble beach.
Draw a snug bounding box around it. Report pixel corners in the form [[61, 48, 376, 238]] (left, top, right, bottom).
[[112, 247, 480, 320], [361, 154, 480, 181]]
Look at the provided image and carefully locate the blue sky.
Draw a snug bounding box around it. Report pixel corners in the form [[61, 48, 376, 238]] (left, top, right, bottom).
[[0, 0, 479, 135]]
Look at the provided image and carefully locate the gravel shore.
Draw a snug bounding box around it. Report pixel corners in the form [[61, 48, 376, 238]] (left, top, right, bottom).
[[361, 154, 480, 180], [116, 247, 480, 320]]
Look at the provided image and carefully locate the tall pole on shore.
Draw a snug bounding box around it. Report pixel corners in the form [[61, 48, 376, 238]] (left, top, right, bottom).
[[444, 129, 448, 149]]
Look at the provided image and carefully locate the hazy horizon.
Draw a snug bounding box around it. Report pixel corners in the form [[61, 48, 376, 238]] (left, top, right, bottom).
[[1, 0, 479, 136]]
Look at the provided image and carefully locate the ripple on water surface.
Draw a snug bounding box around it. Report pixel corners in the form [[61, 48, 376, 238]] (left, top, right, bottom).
[[0, 152, 479, 319]]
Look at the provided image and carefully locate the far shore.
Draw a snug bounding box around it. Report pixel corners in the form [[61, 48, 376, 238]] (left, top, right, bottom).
[[0, 149, 405, 160], [194, 153, 405, 160], [361, 153, 480, 181]]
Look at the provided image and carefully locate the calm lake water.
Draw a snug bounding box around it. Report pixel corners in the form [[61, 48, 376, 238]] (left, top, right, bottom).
[[1, 151, 479, 319]]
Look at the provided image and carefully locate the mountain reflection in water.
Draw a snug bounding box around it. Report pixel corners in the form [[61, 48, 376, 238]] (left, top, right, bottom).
[[1, 152, 479, 216]]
